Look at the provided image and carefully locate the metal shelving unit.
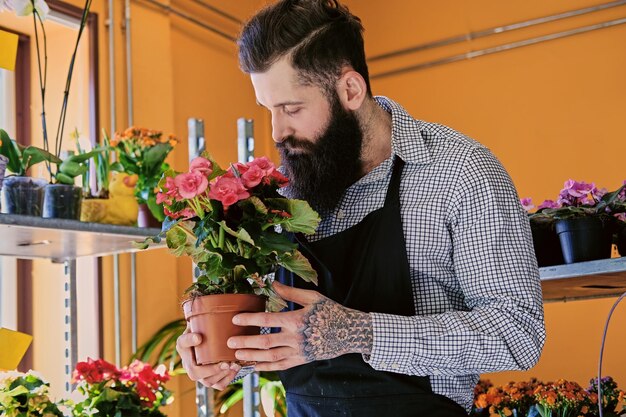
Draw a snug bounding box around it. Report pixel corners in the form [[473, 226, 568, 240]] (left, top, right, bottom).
[[540, 256, 626, 302], [0, 213, 164, 391]]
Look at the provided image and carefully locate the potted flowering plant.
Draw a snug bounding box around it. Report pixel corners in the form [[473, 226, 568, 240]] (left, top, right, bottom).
[[538, 180, 625, 264], [0, 370, 64, 417], [66, 358, 172, 417], [112, 127, 179, 227], [137, 154, 320, 365], [522, 198, 565, 267]]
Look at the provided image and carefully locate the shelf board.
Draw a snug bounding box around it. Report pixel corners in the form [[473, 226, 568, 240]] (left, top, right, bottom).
[[540, 257, 626, 302], [0, 213, 165, 261]]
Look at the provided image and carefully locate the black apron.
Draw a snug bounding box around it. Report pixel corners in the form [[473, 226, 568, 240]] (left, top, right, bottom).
[[275, 157, 468, 417]]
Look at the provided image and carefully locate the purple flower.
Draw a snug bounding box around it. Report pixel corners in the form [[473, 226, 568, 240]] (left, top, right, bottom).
[[559, 180, 599, 207], [520, 198, 534, 212], [538, 199, 560, 210]]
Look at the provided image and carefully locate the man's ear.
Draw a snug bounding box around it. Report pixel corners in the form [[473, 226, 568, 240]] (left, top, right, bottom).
[[336, 69, 367, 111]]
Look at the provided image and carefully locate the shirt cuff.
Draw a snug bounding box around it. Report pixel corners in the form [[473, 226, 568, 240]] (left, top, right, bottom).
[[363, 312, 416, 373]]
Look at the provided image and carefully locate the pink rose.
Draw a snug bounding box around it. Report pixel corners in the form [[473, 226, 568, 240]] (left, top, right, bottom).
[[241, 164, 264, 188], [208, 176, 250, 208], [248, 156, 276, 175], [174, 172, 208, 199], [269, 170, 289, 187], [190, 157, 213, 176]]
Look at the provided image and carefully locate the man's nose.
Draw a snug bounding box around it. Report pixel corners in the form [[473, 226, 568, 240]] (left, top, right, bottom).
[[271, 114, 293, 143]]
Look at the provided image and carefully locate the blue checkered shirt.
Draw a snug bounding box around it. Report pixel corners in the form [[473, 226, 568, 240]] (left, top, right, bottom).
[[238, 96, 546, 412], [315, 96, 545, 411]]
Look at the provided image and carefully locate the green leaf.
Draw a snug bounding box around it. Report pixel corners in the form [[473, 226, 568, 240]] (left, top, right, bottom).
[[166, 226, 188, 250], [0, 129, 23, 175], [59, 159, 87, 177], [22, 145, 62, 172], [109, 161, 124, 172], [267, 198, 320, 235], [67, 148, 104, 163], [257, 233, 298, 255], [147, 193, 165, 222], [244, 195, 268, 215], [219, 388, 244, 413], [278, 250, 318, 285], [218, 221, 256, 246], [143, 143, 171, 176], [55, 172, 76, 185]]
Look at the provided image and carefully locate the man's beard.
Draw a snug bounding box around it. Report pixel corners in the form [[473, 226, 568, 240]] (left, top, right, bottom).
[[277, 96, 363, 212]]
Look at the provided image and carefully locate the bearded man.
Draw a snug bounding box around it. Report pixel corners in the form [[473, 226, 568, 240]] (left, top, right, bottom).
[[177, 1, 546, 415]]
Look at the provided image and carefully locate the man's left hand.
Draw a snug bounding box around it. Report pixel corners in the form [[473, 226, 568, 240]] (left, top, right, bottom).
[[227, 281, 373, 371]]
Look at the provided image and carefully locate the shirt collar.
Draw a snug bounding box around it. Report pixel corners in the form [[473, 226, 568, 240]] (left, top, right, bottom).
[[374, 96, 433, 166]]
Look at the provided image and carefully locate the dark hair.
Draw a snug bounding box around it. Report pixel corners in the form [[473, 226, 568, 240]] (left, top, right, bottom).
[[238, 0, 371, 96]]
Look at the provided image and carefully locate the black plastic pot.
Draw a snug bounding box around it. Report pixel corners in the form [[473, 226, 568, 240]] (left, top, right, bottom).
[[530, 218, 564, 267], [555, 216, 614, 264], [617, 221, 626, 257], [0, 155, 7, 211], [1, 176, 48, 216], [43, 184, 82, 220]]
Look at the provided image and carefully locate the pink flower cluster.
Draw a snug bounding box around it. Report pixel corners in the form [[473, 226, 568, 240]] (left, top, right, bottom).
[[557, 179, 606, 207], [157, 156, 288, 218]]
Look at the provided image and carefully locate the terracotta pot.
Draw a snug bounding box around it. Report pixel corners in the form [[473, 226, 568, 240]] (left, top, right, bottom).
[[137, 203, 161, 228], [183, 293, 266, 365]]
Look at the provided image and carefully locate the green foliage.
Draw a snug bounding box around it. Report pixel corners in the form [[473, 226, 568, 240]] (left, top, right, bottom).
[[0, 371, 64, 417], [0, 129, 61, 176]]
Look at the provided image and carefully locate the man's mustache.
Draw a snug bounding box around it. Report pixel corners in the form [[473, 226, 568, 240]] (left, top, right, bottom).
[[276, 136, 317, 154]]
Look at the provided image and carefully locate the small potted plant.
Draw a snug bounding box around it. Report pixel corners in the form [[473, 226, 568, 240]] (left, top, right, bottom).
[[522, 197, 565, 267], [43, 135, 103, 220], [66, 358, 172, 417], [112, 126, 179, 227], [541, 180, 625, 264], [0, 129, 60, 216], [0, 370, 64, 417], [80, 129, 139, 225], [137, 154, 320, 365], [607, 181, 626, 256]]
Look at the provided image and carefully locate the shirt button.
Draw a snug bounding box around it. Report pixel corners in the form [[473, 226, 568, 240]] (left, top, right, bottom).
[[391, 364, 399, 370], [380, 362, 387, 368], [336, 209, 345, 219]]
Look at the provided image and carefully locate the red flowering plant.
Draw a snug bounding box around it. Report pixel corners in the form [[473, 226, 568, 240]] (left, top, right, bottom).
[[533, 379, 591, 417], [66, 358, 172, 417], [136, 154, 320, 311]]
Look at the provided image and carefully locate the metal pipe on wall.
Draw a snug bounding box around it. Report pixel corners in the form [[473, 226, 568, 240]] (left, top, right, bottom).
[[369, 0, 626, 62], [137, 0, 236, 42], [371, 16, 626, 79], [108, 0, 116, 135]]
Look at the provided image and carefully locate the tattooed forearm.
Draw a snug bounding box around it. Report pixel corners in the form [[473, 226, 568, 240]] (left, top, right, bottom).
[[300, 298, 373, 362]]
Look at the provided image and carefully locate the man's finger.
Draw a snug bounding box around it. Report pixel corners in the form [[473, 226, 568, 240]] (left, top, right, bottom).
[[227, 331, 292, 350], [211, 370, 239, 391], [200, 369, 232, 388], [254, 357, 305, 372], [177, 331, 202, 349], [272, 281, 321, 305], [233, 311, 292, 328], [234, 346, 294, 363]]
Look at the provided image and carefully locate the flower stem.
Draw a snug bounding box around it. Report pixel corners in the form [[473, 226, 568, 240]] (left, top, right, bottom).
[[32, 8, 51, 179], [53, 0, 93, 161]]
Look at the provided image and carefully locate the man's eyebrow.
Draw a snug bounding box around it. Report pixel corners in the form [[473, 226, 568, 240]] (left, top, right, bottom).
[[256, 100, 304, 108]]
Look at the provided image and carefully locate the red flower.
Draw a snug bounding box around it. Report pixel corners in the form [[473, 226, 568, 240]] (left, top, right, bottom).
[[175, 172, 208, 199], [208, 176, 250, 208], [189, 156, 213, 176], [241, 164, 264, 189]]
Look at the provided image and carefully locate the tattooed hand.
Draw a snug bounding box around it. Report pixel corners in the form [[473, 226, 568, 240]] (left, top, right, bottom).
[[227, 281, 373, 371]]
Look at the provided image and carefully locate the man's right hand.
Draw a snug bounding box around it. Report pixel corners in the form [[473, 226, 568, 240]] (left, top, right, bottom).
[[176, 327, 241, 390]]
